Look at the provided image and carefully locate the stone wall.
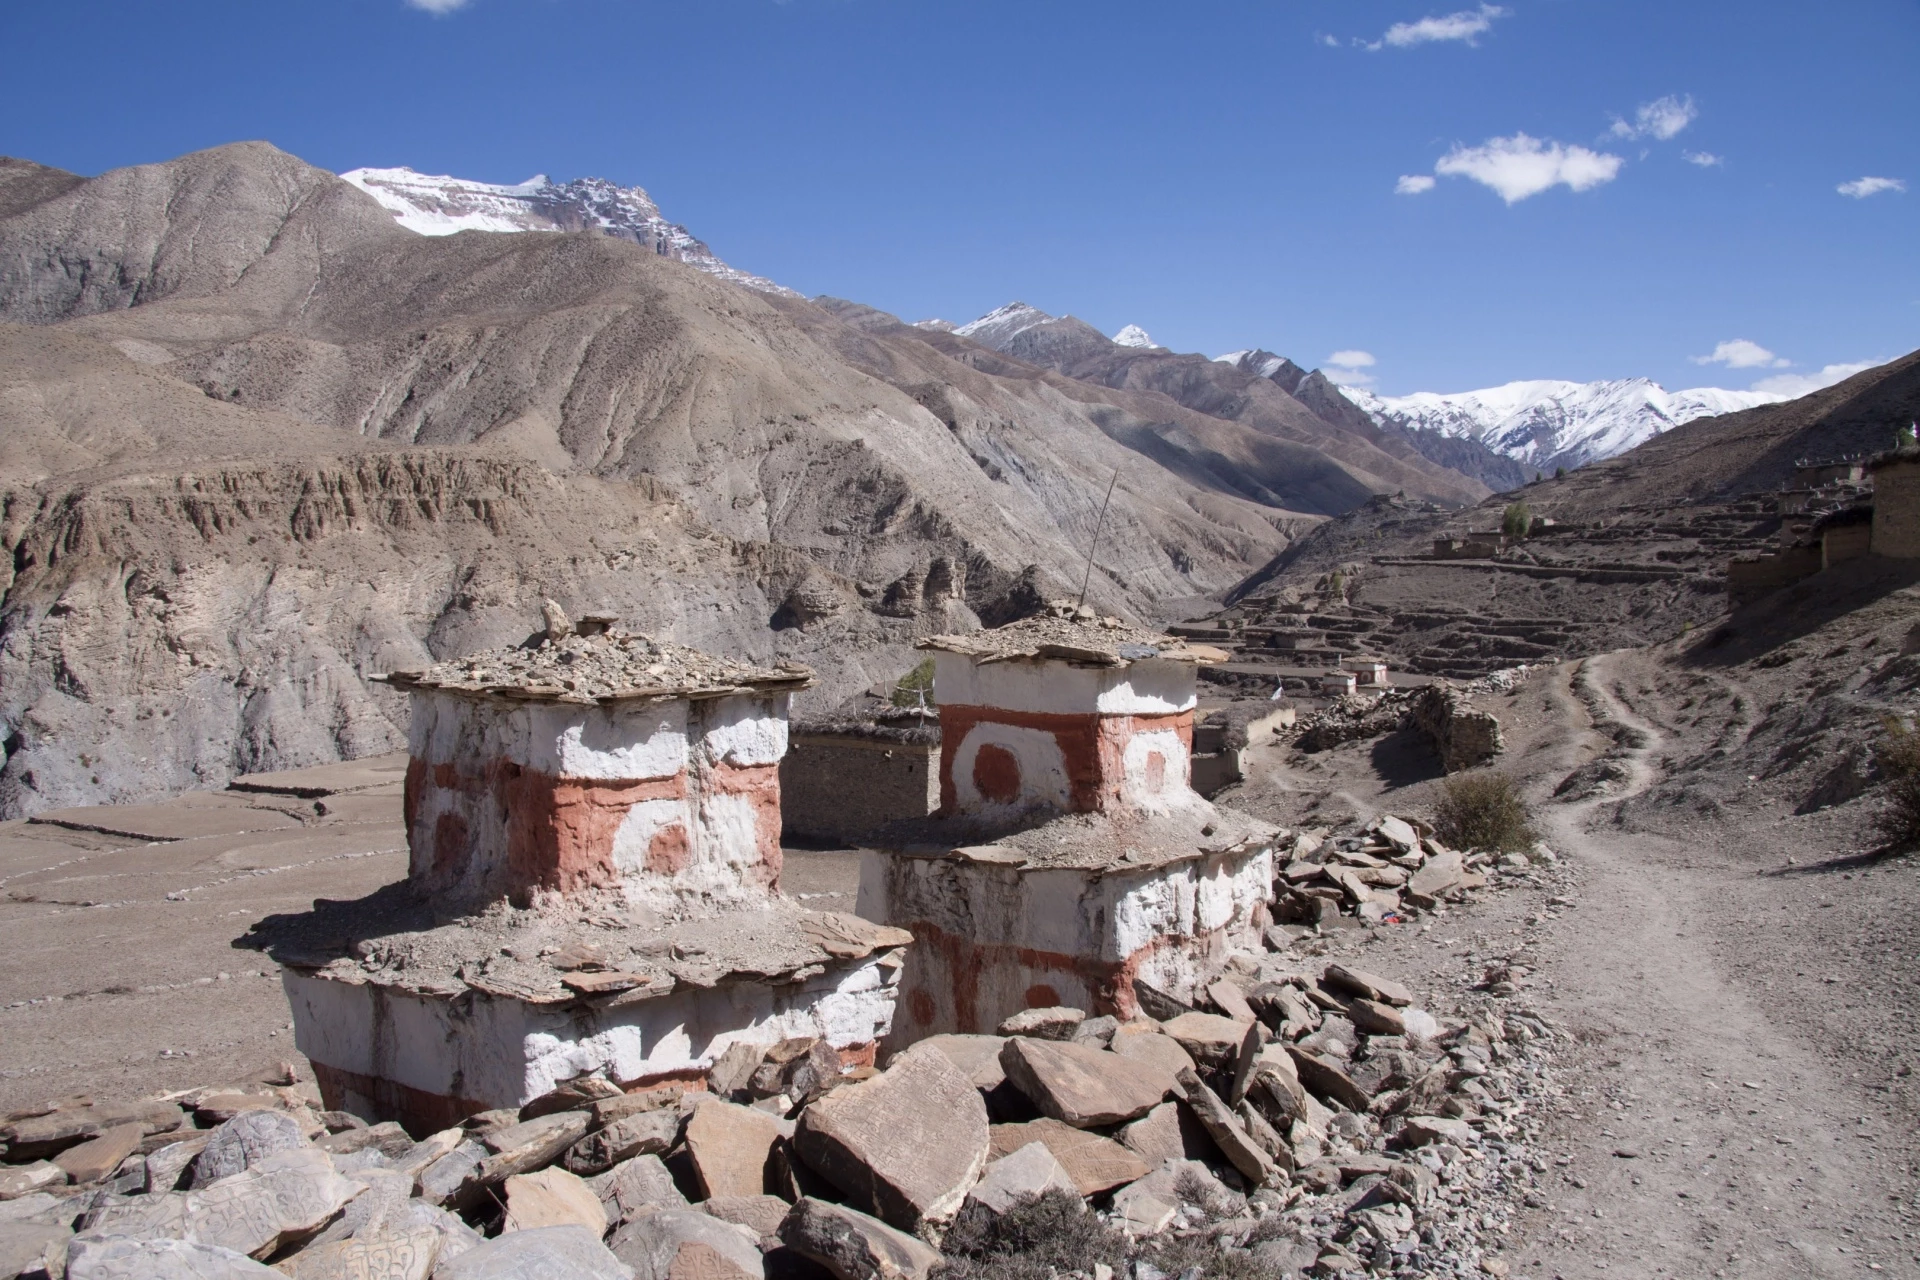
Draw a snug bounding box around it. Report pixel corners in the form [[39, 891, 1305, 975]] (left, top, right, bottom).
[[1823, 521, 1873, 568], [1411, 685, 1504, 773], [1872, 459, 1920, 559], [1726, 546, 1823, 605], [781, 734, 940, 845]]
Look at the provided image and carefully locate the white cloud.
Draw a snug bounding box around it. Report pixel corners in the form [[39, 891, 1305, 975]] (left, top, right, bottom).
[[1691, 339, 1789, 370], [1325, 350, 1376, 387], [1317, 32, 1342, 48], [1432, 134, 1623, 204], [1838, 176, 1905, 199], [1609, 94, 1697, 141], [1750, 360, 1880, 397], [1373, 4, 1507, 49], [1684, 151, 1723, 168], [1395, 174, 1437, 195], [406, 0, 471, 13]]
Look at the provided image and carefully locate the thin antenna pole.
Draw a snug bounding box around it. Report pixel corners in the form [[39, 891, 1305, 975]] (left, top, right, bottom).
[[1076, 469, 1120, 610]]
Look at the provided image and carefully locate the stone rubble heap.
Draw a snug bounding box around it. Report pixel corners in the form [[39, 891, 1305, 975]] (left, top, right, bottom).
[[0, 935, 1560, 1280], [1271, 813, 1552, 928], [380, 616, 810, 705]]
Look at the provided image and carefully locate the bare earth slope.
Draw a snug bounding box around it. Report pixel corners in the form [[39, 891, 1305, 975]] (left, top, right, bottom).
[[1217, 569, 1920, 1276]]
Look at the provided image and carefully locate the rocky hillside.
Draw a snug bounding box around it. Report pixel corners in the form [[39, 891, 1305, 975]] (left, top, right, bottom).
[[1195, 351, 1920, 681], [0, 141, 1411, 815], [930, 303, 1494, 511]]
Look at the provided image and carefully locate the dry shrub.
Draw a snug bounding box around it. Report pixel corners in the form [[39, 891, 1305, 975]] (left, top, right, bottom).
[[937, 1191, 1128, 1280], [1433, 770, 1535, 853], [1874, 718, 1920, 846]]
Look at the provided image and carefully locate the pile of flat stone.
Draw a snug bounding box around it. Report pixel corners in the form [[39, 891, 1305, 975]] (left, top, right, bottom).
[[1291, 691, 1416, 754], [0, 948, 1551, 1280], [1272, 814, 1494, 926]]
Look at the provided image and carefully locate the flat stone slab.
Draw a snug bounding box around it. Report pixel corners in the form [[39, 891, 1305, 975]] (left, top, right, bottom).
[[987, 1120, 1147, 1196], [685, 1100, 783, 1200], [998, 1037, 1171, 1127], [67, 1235, 285, 1278], [965, 1142, 1079, 1216], [795, 1042, 987, 1230], [278, 1227, 442, 1280], [778, 1197, 941, 1280], [503, 1167, 609, 1236], [229, 752, 411, 798], [917, 1035, 1008, 1092], [0, 1221, 72, 1278], [436, 1224, 632, 1280], [610, 1208, 764, 1280]]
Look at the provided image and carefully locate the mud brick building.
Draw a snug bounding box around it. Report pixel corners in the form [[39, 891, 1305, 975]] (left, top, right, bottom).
[[254, 620, 909, 1132], [857, 608, 1278, 1040], [781, 711, 940, 845]]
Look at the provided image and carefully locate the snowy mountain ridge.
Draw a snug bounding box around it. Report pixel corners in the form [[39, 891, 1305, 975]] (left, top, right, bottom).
[[1337, 378, 1784, 474], [339, 166, 797, 296]]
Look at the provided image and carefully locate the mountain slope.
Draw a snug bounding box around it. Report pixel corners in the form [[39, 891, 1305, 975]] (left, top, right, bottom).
[[0, 143, 1318, 813], [1215, 349, 1529, 492], [943, 304, 1492, 510], [1343, 378, 1784, 476], [340, 165, 796, 296], [1513, 351, 1920, 517]]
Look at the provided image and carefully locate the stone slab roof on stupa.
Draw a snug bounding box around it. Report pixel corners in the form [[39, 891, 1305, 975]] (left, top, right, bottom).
[[379, 624, 813, 706], [917, 605, 1228, 669]]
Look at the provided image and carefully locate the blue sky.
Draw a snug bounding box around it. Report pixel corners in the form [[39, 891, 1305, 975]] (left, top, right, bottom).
[[2, 0, 1914, 396]]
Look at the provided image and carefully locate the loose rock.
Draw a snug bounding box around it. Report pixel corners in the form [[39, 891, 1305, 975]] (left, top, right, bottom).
[[66, 1235, 284, 1279], [996, 1008, 1086, 1040], [435, 1225, 631, 1280], [191, 1110, 307, 1188], [503, 1166, 609, 1236], [987, 1120, 1147, 1196], [997, 1038, 1170, 1127], [610, 1208, 764, 1280], [685, 1100, 784, 1200], [778, 1198, 941, 1280], [56, 1123, 145, 1186], [794, 1042, 987, 1230], [964, 1142, 1080, 1217]]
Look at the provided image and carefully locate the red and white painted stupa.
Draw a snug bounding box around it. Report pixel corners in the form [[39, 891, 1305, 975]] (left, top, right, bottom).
[[258, 610, 909, 1132], [857, 605, 1278, 1040]]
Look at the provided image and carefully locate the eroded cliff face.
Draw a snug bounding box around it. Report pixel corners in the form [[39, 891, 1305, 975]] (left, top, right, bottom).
[[0, 449, 997, 816]]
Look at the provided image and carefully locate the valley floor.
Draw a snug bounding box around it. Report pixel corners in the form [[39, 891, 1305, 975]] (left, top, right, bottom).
[[1228, 642, 1920, 1278], [5, 631, 1918, 1278]]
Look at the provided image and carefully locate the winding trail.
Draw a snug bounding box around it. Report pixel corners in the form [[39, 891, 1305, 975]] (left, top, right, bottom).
[[1515, 651, 1909, 1278]]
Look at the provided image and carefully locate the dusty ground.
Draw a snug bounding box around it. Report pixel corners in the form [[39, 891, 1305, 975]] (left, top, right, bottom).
[[0, 752, 861, 1115], [8, 575, 1920, 1278], [1223, 587, 1920, 1276]]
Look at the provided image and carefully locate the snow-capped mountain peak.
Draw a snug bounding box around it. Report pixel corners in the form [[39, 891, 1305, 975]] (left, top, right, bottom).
[[1113, 324, 1157, 348], [1214, 349, 1297, 381], [1339, 377, 1784, 473], [338, 165, 796, 296], [954, 301, 1057, 347]]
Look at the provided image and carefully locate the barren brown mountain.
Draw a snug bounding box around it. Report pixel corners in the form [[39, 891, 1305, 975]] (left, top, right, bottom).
[[0, 140, 1503, 815]]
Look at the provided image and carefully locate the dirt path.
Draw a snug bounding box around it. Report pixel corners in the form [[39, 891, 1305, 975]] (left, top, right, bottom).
[[1513, 651, 1917, 1278]]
